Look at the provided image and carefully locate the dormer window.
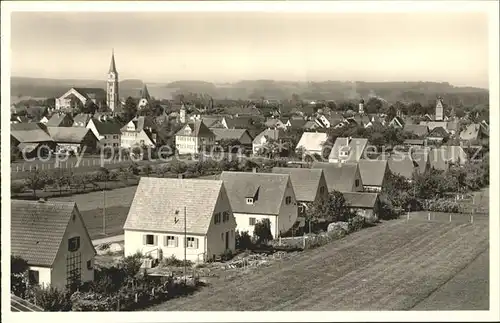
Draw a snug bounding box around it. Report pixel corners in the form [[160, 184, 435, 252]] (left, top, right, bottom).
[[246, 198, 254, 205]]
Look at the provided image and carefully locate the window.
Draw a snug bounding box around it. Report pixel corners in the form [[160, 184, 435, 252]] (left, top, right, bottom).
[[164, 235, 176, 247], [144, 234, 156, 245], [186, 237, 197, 249], [68, 236, 80, 252], [87, 259, 93, 270], [246, 197, 254, 205], [355, 179, 360, 187], [285, 196, 292, 205], [214, 213, 221, 224], [28, 270, 39, 285], [249, 217, 256, 226], [319, 186, 325, 194], [222, 212, 230, 222]]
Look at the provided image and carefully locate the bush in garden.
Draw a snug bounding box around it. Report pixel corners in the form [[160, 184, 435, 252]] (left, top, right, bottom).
[[11, 255, 28, 297], [235, 230, 253, 250], [348, 215, 366, 233], [70, 291, 116, 311], [422, 198, 460, 213], [162, 255, 193, 267], [253, 219, 273, 245], [27, 286, 73, 311], [222, 249, 233, 261], [121, 252, 144, 279]]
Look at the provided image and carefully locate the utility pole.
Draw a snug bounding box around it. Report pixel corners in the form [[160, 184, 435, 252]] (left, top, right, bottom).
[[184, 206, 187, 285], [103, 177, 106, 235]]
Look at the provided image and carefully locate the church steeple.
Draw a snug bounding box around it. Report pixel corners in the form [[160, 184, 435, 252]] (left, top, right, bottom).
[[109, 49, 117, 74], [106, 49, 119, 112]]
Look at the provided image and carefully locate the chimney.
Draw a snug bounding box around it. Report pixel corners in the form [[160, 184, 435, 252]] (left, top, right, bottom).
[[252, 167, 257, 173]]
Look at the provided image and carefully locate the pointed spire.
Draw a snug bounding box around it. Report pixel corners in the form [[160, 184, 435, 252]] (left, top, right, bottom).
[[141, 84, 151, 100], [109, 49, 117, 73]]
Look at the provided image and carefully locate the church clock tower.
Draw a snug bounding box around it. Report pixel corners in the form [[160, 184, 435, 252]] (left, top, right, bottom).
[[107, 50, 119, 112]]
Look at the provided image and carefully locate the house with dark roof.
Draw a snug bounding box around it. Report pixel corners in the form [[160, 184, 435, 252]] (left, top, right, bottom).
[[311, 162, 363, 193], [175, 120, 215, 155], [47, 127, 98, 154], [86, 117, 122, 149], [303, 120, 321, 130], [265, 117, 289, 129], [328, 137, 369, 164], [342, 192, 380, 221], [210, 128, 254, 148], [403, 124, 429, 137], [45, 113, 74, 127], [120, 116, 157, 148], [287, 118, 307, 130], [386, 152, 427, 180], [201, 116, 224, 128], [11, 123, 56, 157], [220, 171, 298, 238], [403, 139, 427, 147], [426, 126, 449, 143], [55, 87, 106, 111], [272, 167, 328, 217], [11, 200, 96, 291], [358, 159, 388, 192], [123, 178, 236, 263], [221, 115, 263, 129]]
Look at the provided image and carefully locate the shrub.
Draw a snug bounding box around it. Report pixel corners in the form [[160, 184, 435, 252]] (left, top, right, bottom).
[[121, 252, 144, 279], [11, 255, 28, 297], [253, 219, 273, 245], [70, 291, 116, 311], [422, 198, 461, 213], [27, 286, 73, 311], [222, 249, 233, 261], [235, 230, 253, 250], [348, 215, 365, 233], [162, 255, 193, 267]]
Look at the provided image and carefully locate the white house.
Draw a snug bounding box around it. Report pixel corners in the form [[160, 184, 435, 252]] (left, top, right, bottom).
[[11, 200, 96, 291], [55, 87, 106, 111], [328, 137, 368, 164], [295, 132, 328, 157], [120, 116, 157, 149], [219, 171, 298, 238], [123, 177, 237, 263], [175, 120, 216, 155], [86, 117, 122, 149], [252, 128, 290, 155]]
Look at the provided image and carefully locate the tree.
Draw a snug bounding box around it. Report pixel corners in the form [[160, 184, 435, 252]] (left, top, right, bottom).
[[82, 100, 97, 114], [69, 95, 84, 114], [386, 105, 397, 121], [122, 96, 138, 121], [11, 255, 29, 297], [454, 107, 466, 118], [121, 252, 143, 279], [235, 230, 253, 250], [324, 190, 355, 222], [365, 97, 383, 114], [25, 168, 46, 199], [253, 218, 273, 244], [407, 102, 424, 115]]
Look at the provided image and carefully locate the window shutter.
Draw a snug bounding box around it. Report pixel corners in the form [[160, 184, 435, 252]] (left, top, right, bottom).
[[175, 236, 179, 247], [153, 235, 158, 245], [142, 235, 147, 245], [195, 238, 199, 249]]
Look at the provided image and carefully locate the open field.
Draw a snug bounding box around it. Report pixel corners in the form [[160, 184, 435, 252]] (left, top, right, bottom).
[[149, 219, 489, 311], [53, 185, 137, 211], [79, 206, 130, 239]]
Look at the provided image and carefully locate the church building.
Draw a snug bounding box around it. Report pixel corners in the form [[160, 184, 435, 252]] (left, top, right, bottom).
[[106, 50, 119, 112]]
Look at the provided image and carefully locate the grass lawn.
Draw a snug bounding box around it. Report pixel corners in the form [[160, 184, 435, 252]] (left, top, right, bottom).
[[148, 219, 489, 311], [80, 205, 130, 240], [53, 185, 138, 211]]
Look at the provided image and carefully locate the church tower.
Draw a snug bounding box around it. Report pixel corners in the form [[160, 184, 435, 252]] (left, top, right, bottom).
[[107, 50, 119, 112], [435, 96, 444, 121]]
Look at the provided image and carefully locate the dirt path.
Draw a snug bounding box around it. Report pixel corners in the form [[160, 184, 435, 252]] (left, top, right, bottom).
[[149, 220, 488, 311]]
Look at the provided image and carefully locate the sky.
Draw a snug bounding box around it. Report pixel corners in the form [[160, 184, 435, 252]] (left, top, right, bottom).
[[11, 11, 489, 88]]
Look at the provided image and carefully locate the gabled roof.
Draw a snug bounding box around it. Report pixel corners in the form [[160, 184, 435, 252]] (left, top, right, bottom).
[[210, 128, 252, 143], [121, 116, 156, 133], [420, 121, 448, 131], [389, 116, 405, 128], [253, 128, 289, 144], [427, 126, 449, 138], [72, 87, 107, 100], [90, 118, 123, 135], [328, 137, 368, 162], [175, 120, 215, 137], [295, 132, 328, 152], [460, 123, 481, 141], [272, 167, 325, 202], [45, 113, 73, 127], [311, 162, 360, 192], [411, 148, 430, 174], [47, 127, 94, 143], [387, 153, 418, 179], [224, 116, 261, 129], [11, 123, 53, 143], [404, 124, 429, 137], [140, 84, 151, 100], [11, 200, 83, 267], [358, 159, 388, 187], [220, 172, 290, 215], [404, 139, 426, 146], [288, 119, 307, 129], [429, 146, 467, 170], [201, 116, 224, 128], [124, 178, 226, 235], [342, 192, 379, 209], [72, 113, 93, 127], [303, 120, 320, 129]]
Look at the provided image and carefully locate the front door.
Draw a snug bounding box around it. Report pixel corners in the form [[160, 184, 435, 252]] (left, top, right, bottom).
[[225, 231, 229, 250]]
